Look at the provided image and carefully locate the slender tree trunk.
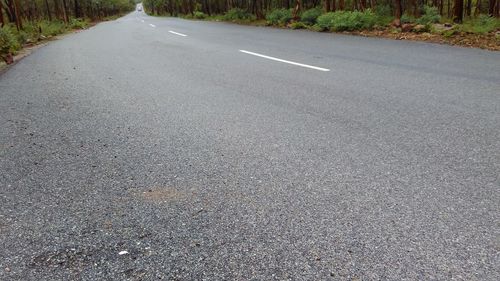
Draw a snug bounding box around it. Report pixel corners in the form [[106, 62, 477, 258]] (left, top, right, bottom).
[[292, 0, 301, 19], [44, 0, 52, 21], [332, 0, 336, 11], [465, 0, 471, 16], [0, 1, 4, 27], [489, 0, 497, 15], [325, 0, 330, 12], [360, 0, 366, 10], [394, 0, 402, 26], [454, 0, 464, 22], [448, 0, 451, 18], [256, 0, 264, 19], [339, 0, 345, 10], [61, 0, 69, 23], [13, 0, 22, 30], [475, 0, 481, 16], [74, 0, 81, 18]]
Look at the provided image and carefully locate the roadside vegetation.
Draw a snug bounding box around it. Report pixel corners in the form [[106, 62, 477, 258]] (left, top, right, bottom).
[[143, 0, 500, 50], [0, 0, 136, 64]]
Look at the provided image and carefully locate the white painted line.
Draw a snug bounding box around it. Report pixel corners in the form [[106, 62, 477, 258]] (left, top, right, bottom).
[[169, 31, 188, 37], [239, 50, 330, 72], [149, 24, 156, 27], [141, 19, 145, 23]]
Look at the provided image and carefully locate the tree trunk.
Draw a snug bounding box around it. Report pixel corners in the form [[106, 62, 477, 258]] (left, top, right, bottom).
[[74, 0, 81, 18], [44, 0, 52, 21], [325, 0, 330, 12], [13, 0, 22, 30], [339, 0, 345, 10], [466, 0, 471, 16], [0, 1, 4, 27], [61, 0, 69, 23], [475, 0, 481, 16], [292, 0, 301, 19], [394, 0, 402, 26], [489, 0, 497, 15], [332, 0, 336, 11], [360, 0, 366, 10], [253, 0, 264, 19], [454, 0, 463, 22]]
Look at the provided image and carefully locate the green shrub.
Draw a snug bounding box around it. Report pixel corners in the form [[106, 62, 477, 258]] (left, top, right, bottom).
[[0, 27, 21, 56], [374, 4, 392, 17], [39, 20, 66, 36], [193, 11, 207, 19], [69, 18, 88, 29], [300, 7, 322, 25], [415, 5, 440, 25], [224, 8, 253, 21], [266, 8, 292, 25], [317, 10, 377, 31], [457, 15, 499, 34], [401, 13, 415, 24], [290, 22, 308, 29]]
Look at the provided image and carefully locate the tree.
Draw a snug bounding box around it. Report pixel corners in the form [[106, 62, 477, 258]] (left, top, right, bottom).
[[394, 0, 402, 26], [454, 0, 464, 22]]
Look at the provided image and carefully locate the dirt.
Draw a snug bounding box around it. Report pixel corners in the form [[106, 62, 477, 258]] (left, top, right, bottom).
[[137, 188, 186, 203], [349, 29, 500, 51]]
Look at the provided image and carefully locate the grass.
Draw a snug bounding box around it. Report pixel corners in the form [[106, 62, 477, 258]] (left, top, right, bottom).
[[458, 15, 500, 34], [0, 18, 92, 60]]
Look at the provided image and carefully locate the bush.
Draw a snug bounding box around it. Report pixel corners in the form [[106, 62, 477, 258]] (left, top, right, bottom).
[[317, 10, 377, 31], [415, 5, 440, 25], [0, 27, 21, 56], [70, 18, 88, 29], [193, 11, 206, 19], [224, 8, 253, 21], [266, 8, 292, 25], [290, 22, 308, 29], [401, 13, 415, 24], [39, 20, 66, 36], [300, 7, 322, 25], [374, 4, 392, 17], [458, 15, 499, 34]]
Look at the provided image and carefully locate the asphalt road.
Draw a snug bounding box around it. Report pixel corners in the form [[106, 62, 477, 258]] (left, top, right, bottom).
[[1, 9, 499, 281]]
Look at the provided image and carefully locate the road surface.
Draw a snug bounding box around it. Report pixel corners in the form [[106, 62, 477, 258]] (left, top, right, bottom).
[[1, 9, 499, 281]]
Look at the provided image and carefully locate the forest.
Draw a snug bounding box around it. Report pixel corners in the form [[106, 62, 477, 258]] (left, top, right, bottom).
[[0, 0, 136, 63], [142, 0, 499, 24]]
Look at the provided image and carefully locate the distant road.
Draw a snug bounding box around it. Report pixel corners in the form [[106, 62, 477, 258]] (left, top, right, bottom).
[[1, 10, 499, 280]]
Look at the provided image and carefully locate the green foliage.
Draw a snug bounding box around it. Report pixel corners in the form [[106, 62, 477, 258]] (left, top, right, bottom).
[[413, 24, 430, 33], [374, 4, 392, 17], [442, 29, 457, 37], [458, 15, 499, 34], [69, 18, 89, 29], [300, 7, 322, 25], [266, 9, 292, 25], [39, 20, 67, 37], [401, 13, 415, 24], [193, 11, 207, 19], [0, 26, 21, 55], [290, 22, 308, 29], [373, 4, 393, 26], [14, 23, 38, 44], [317, 10, 377, 31], [223, 8, 253, 21], [415, 5, 440, 25]]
